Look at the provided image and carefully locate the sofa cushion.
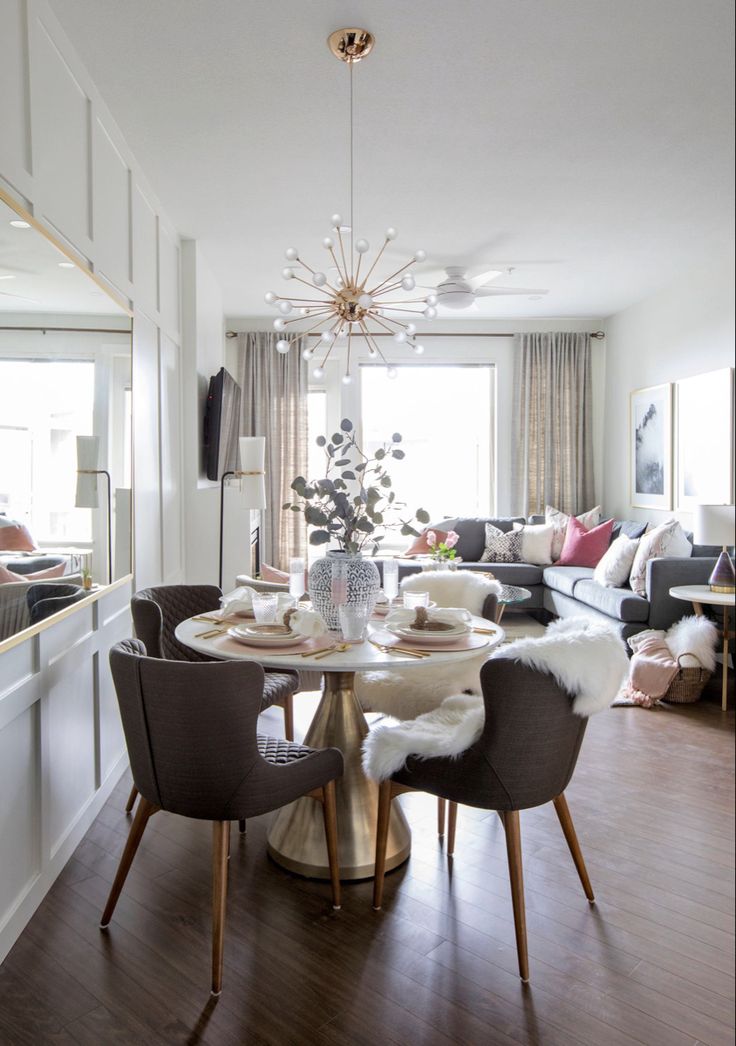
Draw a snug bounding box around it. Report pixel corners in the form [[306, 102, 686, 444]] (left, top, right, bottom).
[[480, 524, 523, 563], [611, 519, 648, 542], [542, 565, 594, 597], [436, 517, 525, 562], [461, 562, 544, 586], [573, 579, 650, 623]]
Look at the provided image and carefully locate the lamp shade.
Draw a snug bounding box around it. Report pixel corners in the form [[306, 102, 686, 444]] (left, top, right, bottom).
[[238, 437, 267, 509], [693, 504, 735, 547], [75, 435, 100, 508]]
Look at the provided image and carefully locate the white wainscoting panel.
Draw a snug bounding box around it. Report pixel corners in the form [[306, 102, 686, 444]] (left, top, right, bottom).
[[0, 580, 132, 965], [159, 221, 180, 339], [0, 0, 32, 193], [92, 116, 131, 294], [132, 311, 163, 589], [132, 182, 159, 316], [160, 333, 184, 584]]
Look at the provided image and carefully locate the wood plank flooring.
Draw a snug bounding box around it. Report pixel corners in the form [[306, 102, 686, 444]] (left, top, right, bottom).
[[0, 658, 733, 1044]]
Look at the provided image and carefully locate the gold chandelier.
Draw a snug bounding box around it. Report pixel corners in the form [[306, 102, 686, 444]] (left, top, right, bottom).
[[265, 28, 436, 384]]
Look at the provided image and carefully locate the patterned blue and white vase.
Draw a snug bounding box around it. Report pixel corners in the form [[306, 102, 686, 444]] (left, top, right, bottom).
[[308, 550, 381, 631]]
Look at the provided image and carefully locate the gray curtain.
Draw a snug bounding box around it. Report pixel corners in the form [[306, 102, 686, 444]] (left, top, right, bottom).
[[511, 332, 594, 517], [235, 332, 308, 566]]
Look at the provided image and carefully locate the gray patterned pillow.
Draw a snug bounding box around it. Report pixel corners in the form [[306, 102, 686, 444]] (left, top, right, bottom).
[[480, 523, 523, 563]]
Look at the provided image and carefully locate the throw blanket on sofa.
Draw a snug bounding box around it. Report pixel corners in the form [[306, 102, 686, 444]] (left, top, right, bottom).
[[362, 618, 628, 781]]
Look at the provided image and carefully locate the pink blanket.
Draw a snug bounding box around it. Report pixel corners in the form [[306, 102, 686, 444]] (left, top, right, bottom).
[[623, 632, 679, 708]]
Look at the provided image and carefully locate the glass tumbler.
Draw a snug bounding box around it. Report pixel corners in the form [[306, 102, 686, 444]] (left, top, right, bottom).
[[289, 557, 306, 600], [252, 592, 278, 623], [338, 602, 371, 643], [403, 590, 430, 609]]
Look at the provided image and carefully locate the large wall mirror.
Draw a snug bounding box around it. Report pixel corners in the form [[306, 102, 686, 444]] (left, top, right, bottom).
[[0, 193, 132, 644]]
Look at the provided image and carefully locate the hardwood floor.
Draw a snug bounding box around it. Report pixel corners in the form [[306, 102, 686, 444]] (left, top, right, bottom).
[[0, 669, 733, 1044]]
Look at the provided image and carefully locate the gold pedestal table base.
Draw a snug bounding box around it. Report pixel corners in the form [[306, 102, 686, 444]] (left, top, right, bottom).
[[267, 671, 411, 880]]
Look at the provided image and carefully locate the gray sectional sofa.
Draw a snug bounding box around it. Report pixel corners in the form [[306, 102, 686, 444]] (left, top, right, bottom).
[[397, 515, 721, 640]]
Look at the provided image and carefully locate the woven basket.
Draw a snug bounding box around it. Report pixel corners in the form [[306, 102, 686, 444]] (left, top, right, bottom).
[[663, 653, 711, 704]]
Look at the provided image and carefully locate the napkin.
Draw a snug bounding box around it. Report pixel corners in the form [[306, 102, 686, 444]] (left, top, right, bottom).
[[288, 609, 329, 638], [220, 587, 295, 616], [385, 607, 471, 628]]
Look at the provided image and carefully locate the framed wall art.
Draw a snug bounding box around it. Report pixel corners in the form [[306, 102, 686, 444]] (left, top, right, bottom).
[[630, 383, 673, 510], [676, 367, 734, 510]]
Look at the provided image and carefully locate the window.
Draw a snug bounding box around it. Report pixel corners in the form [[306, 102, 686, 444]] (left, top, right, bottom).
[[307, 386, 327, 480], [0, 358, 95, 542], [360, 365, 494, 543]]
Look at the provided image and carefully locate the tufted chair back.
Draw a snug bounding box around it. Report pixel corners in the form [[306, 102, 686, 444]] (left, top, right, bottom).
[[131, 584, 222, 662]]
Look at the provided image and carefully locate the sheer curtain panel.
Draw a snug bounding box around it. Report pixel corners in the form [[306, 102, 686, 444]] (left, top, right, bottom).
[[511, 332, 594, 517], [235, 333, 308, 566]]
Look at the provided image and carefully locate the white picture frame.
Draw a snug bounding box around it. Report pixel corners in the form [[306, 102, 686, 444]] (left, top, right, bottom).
[[630, 383, 673, 510], [676, 367, 734, 510]]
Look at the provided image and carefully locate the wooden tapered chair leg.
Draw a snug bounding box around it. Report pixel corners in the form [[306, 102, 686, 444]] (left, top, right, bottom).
[[553, 793, 595, 902], [447, 801, 458, 856], [283, 693, 294, 742], [503, 809, 529, 982], [124, 784, 138, 814], [321, 780, 341, 909], [373, 779, 393, 910], [238, 819, 246, 834], [437, 797, 446, 836], [211, 820, 230, 997], [100, 797, 157, 928]]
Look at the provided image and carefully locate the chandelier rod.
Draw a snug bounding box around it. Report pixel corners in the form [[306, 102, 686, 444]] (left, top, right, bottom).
[[226, 329, 606, 340]]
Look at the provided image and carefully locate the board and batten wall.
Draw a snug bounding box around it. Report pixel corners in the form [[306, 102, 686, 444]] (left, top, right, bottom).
[[602, 252, 735, 525], [0, 0, 189, 963]]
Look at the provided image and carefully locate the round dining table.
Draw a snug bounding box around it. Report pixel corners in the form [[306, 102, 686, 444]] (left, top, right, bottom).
[[175, 613, 504, 880]]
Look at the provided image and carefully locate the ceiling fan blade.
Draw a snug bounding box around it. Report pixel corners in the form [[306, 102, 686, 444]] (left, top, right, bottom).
[[469, 269, 503, 287], [475, 286, 549, 297]]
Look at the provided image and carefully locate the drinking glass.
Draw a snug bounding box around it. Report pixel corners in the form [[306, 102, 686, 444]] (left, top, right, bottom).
[[252, 592, 278, 623], [403, 590, 430, 609], [338, 602, 371, 642], [289, 557, 305, 600], [382, 559, 399, 602]]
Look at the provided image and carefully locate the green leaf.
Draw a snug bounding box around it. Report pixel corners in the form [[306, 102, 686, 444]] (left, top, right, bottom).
[[282, 502, 291, 510], [354, 462, 367, 472], [332, 433, 344, 445], [334, 457, 350, 466], [341, 470, 356, 480], [371, 512, 383, 524], [380, 476, 392, 487], [416, 508, 430, 524], [375, 448, 385, 460], [356, 518, 374, 533], [309, 530, 331, 545], [304, 505, 329, 526], [290, 475, 306, 491], [392, 433, 402, 443], [289, 505, 301, 512], [400, 524, 414, 536], [391, 449, 405, 459], [341, 418, 354, 431]]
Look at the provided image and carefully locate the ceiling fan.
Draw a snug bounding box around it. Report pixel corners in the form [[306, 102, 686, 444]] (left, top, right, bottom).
[[419, 266, 549, 310]]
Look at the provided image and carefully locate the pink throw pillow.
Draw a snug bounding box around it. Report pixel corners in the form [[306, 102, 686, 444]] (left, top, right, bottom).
[[403, 527, 448, 558], [260, 562, 289, 584], [557, 517, 614, 568], [0, 522, 36, 551], [0, 561, 66, 584]]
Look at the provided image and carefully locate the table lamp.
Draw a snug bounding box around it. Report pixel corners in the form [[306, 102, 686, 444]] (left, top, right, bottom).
[[75, 435, 112, 584], [219, 436, 267, 589], [694, 504, 735, 593]]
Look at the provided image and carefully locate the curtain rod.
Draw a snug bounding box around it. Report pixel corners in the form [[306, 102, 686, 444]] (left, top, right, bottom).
[[0, 326, 130, 335], [226, 329, 605, 340]]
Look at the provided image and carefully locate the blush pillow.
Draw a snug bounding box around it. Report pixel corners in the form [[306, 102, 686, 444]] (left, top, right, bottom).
[[403, 527, 449, 558], [545, 505, 602, 561], [0, 561, 66, 584], [0, 521, 36, 551], [557, 517, 614, 567], [260, 562, 289, 583]]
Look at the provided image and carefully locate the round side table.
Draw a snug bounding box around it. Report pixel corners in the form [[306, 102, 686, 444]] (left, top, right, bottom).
[[669, 585, 735, 711]]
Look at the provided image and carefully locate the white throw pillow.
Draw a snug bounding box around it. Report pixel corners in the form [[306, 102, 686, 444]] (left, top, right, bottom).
[[545, 504, 602, 560], [628, 520, 692, 597], [593, 534, 640, 588], [512, 522, 554, 566]]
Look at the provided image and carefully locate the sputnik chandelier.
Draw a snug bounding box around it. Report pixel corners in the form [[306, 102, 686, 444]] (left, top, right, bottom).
[[265, 28, 437, 384]]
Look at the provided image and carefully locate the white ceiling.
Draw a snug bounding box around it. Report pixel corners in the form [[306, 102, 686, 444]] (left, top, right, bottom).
[[49, 0, 734, 319]]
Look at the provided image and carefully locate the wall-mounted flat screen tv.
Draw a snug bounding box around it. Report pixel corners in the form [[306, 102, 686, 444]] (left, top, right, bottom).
[[204, 367, 241, 481]]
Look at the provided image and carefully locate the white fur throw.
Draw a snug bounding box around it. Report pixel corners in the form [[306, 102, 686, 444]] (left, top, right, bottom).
[[664, 615, 718, 671], [362, 618, 628, 781], [496, 617, 629, 717], [400, 569, 502, 616], [356, 650, 488, 719]]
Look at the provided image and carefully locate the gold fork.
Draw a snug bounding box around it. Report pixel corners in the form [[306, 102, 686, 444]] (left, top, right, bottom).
[[370, 641, 429, 659], [312, 643, 350, 661]]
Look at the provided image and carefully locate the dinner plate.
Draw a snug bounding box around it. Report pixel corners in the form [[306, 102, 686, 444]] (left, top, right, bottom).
[[227, 625, 301, 647], [386, 621, 470, 646], [373, 599, 436, 617]]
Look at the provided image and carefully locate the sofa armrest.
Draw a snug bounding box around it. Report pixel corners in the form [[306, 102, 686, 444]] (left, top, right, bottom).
[[647, 556, 718, 630]]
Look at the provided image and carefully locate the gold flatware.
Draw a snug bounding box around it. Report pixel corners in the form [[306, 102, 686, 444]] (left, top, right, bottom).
[[300, 644, 334, 658], [370, 641, 429, 659], [313, 643, 350, 661], [195, 627, 228, 638], [473, 627, 496, 635]]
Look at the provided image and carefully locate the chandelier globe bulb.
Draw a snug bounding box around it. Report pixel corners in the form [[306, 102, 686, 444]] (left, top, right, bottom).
[[358, 293, 373, 309], [273, 318, 286, 330], [424, 306, 437, 319], [414, 343, 425, 355], [282, 267, 295, 280], [425, 292, 438, 306], [414, 249, 427, 263], [387, 366, 398, 380], [393, 331, 406, 344], [341, 372, 353, 385], [322, 237, 334, 249], [302, 347, 314, 360], [401, 275, 415, 291], [284, 247, 299, 261], [312, 366, 325, 379], [278, 300, 293, 314], [331, 214, 342, 227], [313, 272, 327, 287], [264, 291, 277, 304], [320, 330, 333, 343], [276, 339, 290, 354], [385, 227, 397, 240], [355, 239, 369, 254]]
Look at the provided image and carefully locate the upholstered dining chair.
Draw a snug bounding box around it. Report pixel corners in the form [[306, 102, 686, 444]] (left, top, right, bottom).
[[26, 582, 86, 624], [102, 639, 343, 996], [127, 584, 300, 821], [371, 655, 595, 983]]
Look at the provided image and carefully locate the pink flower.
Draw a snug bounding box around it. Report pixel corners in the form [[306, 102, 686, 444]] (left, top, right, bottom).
[[444, 530, 459, 550], [426, 530, 438, 549]]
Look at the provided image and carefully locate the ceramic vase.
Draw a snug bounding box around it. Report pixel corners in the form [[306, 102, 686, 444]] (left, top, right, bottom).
[[308, 550, 381, 630]]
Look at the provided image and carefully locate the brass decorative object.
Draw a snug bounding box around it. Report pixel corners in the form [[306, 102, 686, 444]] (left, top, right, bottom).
[[265, 28, 436, 383]]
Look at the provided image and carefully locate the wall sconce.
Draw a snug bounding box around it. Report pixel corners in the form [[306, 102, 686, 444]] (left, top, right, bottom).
[[75, 434, 112, 584], [219, 436, 266, 590]]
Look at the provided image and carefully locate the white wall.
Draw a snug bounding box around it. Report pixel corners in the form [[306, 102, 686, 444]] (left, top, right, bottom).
[[226, 316, 606, 517], [602, 252, 735, 524]]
